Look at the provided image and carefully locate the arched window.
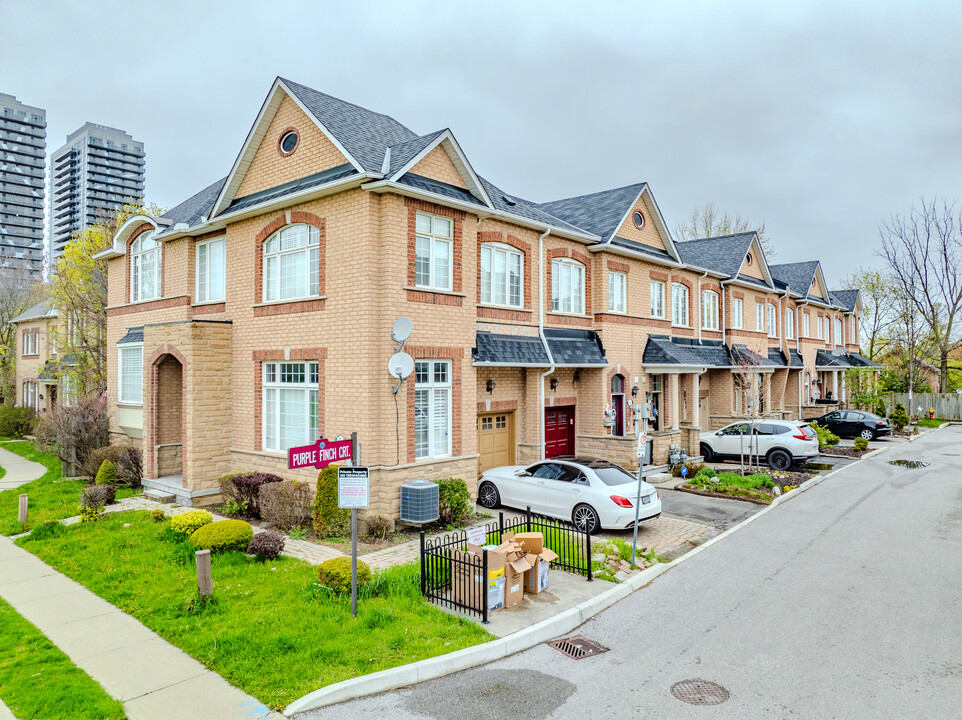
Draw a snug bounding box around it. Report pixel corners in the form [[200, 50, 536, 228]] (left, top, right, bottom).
[[263, 223, 320, 301], [480, 243, 523, 307], [131, 230, 161, 302]]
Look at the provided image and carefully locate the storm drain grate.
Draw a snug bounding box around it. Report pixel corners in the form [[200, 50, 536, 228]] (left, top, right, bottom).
[[671, 679, 730, 705], [546, 636, 609, 659], [888, 459, 931, 468]]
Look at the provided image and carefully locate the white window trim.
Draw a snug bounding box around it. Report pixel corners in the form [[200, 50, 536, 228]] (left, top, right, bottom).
[[117, 343, 144, 405], [551, 258, 586, 315], [131, 231, 162, 303], [263, 224, 320, 302], [195, 236, 226, 303], [701, 290, 719, 330], [767, 304, 777, 338], [608, 271, 627, 314], [755, 302, 765, 332], [414, 359, 452, 460], [786, 308, 795, 339], [261, 361, 320, 453], [816, 316, 823, 340], [732, 297, 743, 329], [415, 211, 453, 292], [671, 283, 689, 327], [650, 280, 665, 319], [803, 313, 810, 337], [480, 242, 524, 308]]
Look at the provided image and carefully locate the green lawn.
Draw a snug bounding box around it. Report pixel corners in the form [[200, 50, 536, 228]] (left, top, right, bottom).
[[0, 596, 125, 720], [684, 470, 776, 503], [0, 442, 140, 536], [17, 512, 491, 710]]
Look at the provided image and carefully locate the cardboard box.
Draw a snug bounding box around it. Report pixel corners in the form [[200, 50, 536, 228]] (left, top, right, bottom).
[[511, 531, 544, 554], [451, 545, 506, 613], [523, 548, 559, 594]]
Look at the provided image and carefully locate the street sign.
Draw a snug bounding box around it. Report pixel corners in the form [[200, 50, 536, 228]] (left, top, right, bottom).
[[337, 467, 370, 509], [288, 437, 353, 470], [636, 431, 648, 458], [466, 525, 486, 546]]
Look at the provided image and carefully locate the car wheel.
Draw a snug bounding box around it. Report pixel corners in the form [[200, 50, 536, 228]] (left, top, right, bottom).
[[477, 481, 500, 509], [572, 504, 601, 535], [767, 449, 792, 472], [859, 428, 875, 441], [700, 443, 714, 462]]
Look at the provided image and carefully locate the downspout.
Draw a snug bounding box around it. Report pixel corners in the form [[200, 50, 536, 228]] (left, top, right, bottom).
[[796, 298, 809, 419], [538, 228, 555, 460], [720, 280, 730, 346], [696, 270, 709, 344]]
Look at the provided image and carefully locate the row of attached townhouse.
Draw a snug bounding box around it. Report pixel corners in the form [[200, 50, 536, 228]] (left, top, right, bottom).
[[93, 77, 880, 517], [10, 300, 64, 413]]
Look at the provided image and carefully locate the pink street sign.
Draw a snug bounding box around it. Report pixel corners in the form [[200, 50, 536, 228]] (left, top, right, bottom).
[[288, 437, 353, 470]]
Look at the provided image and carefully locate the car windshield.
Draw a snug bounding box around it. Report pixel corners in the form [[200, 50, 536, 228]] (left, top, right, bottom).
[[592, 465, 638, 487]]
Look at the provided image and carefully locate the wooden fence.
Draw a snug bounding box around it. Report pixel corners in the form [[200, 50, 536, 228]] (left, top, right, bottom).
[[883, 392, 962, 420]]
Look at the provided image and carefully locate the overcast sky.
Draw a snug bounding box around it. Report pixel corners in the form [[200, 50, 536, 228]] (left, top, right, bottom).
[[4, 0, 961, 285]]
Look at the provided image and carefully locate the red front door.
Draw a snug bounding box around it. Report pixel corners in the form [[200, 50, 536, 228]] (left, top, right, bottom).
[[545, 406, 575, 457]]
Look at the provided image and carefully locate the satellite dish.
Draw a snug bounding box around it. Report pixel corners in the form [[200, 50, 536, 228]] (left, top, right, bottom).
[[388, 352, 415, 380], [392, 317, 413, 343]]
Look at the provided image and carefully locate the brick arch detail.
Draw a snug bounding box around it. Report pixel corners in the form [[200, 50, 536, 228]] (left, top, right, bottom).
[[545, 247, 592, 313], [143, 344, 188, 482], [254, 214, 327, 304], [125, 223, 161, 304], [476, 231, 532, 308]]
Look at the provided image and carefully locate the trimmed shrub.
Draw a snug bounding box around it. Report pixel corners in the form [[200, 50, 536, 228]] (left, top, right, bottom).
[[170, 509, 213, 538], [313, 465, 350, 538], [150, 508, 166, 522], [218, 472, 283, 518], [95, 459, 116, 485], [433, 477, 472, 527], [854, 437, 869, 451], [247, 530, 285, 560], [261, 479, 312, 531], [80, 483, 115, 508], [365, 514, 392, 540], [0, 405, 37, 438], [875, 400, 887, 418], [85, 445, 142, 488], [190, 520, 253, 553], [810, 421, 840, 450], [317, 556, 371, 593], [891, 402, 909, 432]]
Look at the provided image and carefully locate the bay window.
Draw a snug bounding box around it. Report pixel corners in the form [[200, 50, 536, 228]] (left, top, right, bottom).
[[264, 224, 320, 302], [414, 360, 451, 459], [608, 271, 626, 313], [196, 237, 226, 303], [551, 259, 585, 314], [701, 290, 719, 330], [415, 212, 453, 291], [671, 283, 689, 326], [262, 361, 319, 452], [118, 344, 144, 404], [480, 243, 522, 307], [131, 230, 161, 302]]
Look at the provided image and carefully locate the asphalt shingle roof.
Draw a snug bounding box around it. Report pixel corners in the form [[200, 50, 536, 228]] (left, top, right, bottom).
[[731, 344, 781, 368], [768, 348, 804, 368], [642, 336, 733, 368], [845, 351, 882, 368], [537, 183, 647, 241], [157, 177, 227, 234], [477, 177, 590, 236], [674, 232, 757, 278], [473, 328, 607, 367], [396, 174, 484, 206], [225, 164, 357, 214], [118, 326, 144, 345], [386, 131, 446, 176], [544, 328, 607, 366], [830, 289, 859, 312], [10, 300, 55, 324], [816, 349, 853, 368], [769, 261, 819, 296], [609, 237, 675, 262]]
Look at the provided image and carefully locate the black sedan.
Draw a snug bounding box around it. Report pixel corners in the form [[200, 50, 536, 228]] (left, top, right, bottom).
[[812, 410, 892, 440]]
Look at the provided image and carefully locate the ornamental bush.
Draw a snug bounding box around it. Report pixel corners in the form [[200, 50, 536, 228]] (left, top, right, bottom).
[[891, 402, 909, 432], [433, 477, 472, 528], [809, 421, 840, 450], [261, 479, 312, 531], [317, 556, 371, 593], [313, 465, 350, 538], [80, 483, 115, 509], [85, 445, 142, 488], [218, 471, 283, 518], [246, 530, 285, 560], [170, 509, 213, 538], [0, 405, 37, 438], [190, 519, 254, 553], [854, 437, 869, 451], [875, 400, 887, 418], [95, 459, 116, 485]]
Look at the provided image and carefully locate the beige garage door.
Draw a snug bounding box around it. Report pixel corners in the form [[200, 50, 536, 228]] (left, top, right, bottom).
[[478, 412, 515, 472]]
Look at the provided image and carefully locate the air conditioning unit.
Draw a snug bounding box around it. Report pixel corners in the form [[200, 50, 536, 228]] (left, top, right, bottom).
[[399, 480, 439, 524]]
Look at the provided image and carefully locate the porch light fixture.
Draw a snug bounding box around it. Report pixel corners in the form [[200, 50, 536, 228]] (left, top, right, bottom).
[[550, 378, 558, 391], [486, 379, 495, 394], [631, 386, 639, 397]]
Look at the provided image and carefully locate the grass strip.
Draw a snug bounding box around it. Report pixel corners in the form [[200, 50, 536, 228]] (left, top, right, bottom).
[[0, 596, 125, 720], [0, 442, 139, 536], [17, 512, 491, 710]]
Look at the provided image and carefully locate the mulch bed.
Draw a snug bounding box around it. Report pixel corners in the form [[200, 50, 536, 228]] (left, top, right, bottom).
[[674, 468, 815, 505], [821, 446, 870, 459]]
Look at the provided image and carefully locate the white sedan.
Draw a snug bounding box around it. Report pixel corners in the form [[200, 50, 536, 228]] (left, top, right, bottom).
[[477, 456, 661, 534]]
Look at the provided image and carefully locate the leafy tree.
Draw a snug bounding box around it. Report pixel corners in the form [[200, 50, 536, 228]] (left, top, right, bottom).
[[837, 268, 897, 360], [675, 201, 774, 258]]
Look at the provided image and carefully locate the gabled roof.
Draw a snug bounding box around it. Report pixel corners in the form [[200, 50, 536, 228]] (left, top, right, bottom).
[[675, 232, 769, 282], [769, 261, 830, 302], [10, 300, 56, 324], [830, 289, 860, 313], [538, 183, 647, 241], [387, 129, 492, 208], [385, 131, 446, 176]]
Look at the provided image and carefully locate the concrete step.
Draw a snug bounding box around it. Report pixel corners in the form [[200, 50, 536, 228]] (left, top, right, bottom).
[[143, 490, 175, 503]]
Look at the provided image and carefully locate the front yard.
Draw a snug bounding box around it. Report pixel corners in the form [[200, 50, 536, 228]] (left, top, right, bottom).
[[15, 511, 491, 710], [678, 466, 813, 504]]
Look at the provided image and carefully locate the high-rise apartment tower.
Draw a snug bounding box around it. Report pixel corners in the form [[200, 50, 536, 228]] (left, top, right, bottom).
[[0, 93, 46, 277]]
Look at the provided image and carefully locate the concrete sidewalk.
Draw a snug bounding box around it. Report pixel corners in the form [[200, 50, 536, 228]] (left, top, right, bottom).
[[0, 444, 45, 491], [0, 536, 283, 720]]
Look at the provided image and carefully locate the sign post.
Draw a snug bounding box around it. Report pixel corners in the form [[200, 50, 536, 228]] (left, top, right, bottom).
[[631, 409, 649, 569], [337, 432, 369, 619]]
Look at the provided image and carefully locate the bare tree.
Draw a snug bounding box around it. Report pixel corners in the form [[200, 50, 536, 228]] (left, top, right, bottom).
[[0, 268, 43, 404], [879, 197, 962, 392], [837, 268, 898, 360], [675, 201, 774, 258]]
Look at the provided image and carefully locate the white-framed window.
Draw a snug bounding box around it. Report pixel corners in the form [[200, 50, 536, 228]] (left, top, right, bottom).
[[803, 312, 810, 337], [835, 318, 843, 345], [22, 381, 36, 411], [701, 290, 719, 330], [131, 230, 161, 302], [608, 271, 626, 313], [262, 361, 319, 452], [118, 344, 144, 405], [551, 259, 585, 314], [264, 224, 320, 302], [650, 280, 665, 318], [480, 243, 522, 307], [22, 331, 38, 356], [768, 304, 777, 338], [732, 297, 743, 329], [61, 374, 77, 407], [414, 360, 451, 459], [196, 237, 226, 303], [415, 212, 453, 291], [755, 302, 765, 332], [816, 316, 824, 340], [786, 308, 795, 339], [49, 329, 57, 355], [851, 315, 857, 343], [671, 283, 689, 326]]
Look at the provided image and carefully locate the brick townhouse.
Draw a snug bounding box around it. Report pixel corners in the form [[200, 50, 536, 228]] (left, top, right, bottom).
[[10, 300, 61, 414], [95, 77, 879, 515]]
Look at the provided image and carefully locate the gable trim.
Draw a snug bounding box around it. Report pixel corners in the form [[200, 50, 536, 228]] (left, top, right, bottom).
[[388, 130, 493, 209], [604, 185, 681, 263], [738, 234, 776, 289]]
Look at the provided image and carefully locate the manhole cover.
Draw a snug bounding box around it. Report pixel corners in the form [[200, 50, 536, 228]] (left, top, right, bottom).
[[888, 459, 931, 468], [546, 635, 608, 659], [671, 679, 730, 705]]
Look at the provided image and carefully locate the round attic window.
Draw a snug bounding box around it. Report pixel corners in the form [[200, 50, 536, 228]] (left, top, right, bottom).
[[746, 252, 753, 265], [811, 277, 816, 287], [632, 211, 645, 229], [279, 130, 299, 155]]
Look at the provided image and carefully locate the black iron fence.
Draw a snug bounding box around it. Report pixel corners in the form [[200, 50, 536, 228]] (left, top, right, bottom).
[[420, 507, 592, 621]]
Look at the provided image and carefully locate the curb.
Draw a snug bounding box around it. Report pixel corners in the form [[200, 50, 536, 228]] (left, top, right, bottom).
[[283, 429, 940, 715]]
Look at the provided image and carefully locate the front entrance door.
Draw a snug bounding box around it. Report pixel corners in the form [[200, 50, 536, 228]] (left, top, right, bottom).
[[478, 412, 514, 472], [545, 406, 575, 458]]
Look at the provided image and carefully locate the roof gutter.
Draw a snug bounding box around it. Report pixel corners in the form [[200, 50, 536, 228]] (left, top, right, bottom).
[[538, 228, 556, 461]]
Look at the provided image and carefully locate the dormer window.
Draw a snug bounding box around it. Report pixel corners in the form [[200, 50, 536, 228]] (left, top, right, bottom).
[[131, 230, 160, 302]]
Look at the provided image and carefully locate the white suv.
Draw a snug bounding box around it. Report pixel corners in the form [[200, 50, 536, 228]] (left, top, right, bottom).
[[699, 419, 819, 471]]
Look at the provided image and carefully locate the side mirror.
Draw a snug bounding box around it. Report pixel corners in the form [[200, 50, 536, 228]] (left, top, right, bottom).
[[514, 469, 529, 477]]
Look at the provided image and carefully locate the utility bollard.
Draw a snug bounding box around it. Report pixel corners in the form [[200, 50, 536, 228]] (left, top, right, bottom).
[[18, 494, 28, 524], [195, 550, 213, 597]]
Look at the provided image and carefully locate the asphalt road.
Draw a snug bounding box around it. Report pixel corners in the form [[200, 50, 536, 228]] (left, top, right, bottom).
[[300, 426, 962, 720]]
